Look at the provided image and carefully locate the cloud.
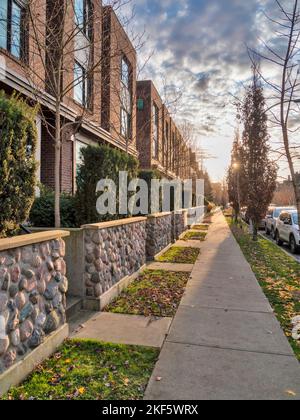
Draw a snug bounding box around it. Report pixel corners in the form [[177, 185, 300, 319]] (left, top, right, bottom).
[[121, 0, 293, 180]]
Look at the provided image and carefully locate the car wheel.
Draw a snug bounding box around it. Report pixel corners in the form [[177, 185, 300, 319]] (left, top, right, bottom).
[[265, 225, 270, 235], [271, 227, 276, 240], [290, 236, 299, 254], [276, 231, 283, 246]]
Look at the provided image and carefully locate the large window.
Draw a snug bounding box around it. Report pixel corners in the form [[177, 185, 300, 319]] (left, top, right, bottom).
[[164, 121, 169, 167], [0, 0, 26, 60], [74, 60, 92, 107], [120, 57, 132, 139], [152, 103, 159, 159], [74, 0, 92, 39]]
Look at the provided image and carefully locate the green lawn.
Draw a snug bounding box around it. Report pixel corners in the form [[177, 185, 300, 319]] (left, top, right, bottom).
[[1, 340, 159, 400], [229, 220, 300, 361], [183, 231, 207, 241], [157, 246, 200, 264], [106, 270, 190, 318]]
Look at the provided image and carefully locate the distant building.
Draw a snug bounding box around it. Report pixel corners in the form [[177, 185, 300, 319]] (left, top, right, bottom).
[[136, 80, 192, 180]]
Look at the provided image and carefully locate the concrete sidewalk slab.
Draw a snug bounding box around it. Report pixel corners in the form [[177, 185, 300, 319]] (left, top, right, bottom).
[[188, 268, 262, 292], [147, 262, 194, 273], [145, 342, 300, 401], [167, 306, 293, 356], [145, 211, 300, 400], [175, 240, 202, 249], [71, 312, 172, 349], [182, 282, 273, 313]]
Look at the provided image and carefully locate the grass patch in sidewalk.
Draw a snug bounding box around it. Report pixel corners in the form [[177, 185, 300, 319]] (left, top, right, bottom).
[[183, 231, 207, 241], [229, 220, 300, 361], [1, 339, 159, 401], [105, 270, 190, 318], [157, 246, 200, 264]]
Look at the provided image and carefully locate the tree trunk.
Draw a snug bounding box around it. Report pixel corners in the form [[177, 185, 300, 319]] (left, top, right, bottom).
[[251, 220, 258, 241], [54, 104, 61, 228]]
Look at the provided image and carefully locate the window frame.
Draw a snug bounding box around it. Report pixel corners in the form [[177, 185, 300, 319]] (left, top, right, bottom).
[[152, 102, 159, 160], [74, 60, 92, 108], [120, 55, 132, 140], [1, 0, 27, 61], [74, 0, 93, 40]]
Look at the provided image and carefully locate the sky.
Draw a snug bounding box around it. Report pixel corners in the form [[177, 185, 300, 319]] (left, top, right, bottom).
[[118, 0, 299, 182]]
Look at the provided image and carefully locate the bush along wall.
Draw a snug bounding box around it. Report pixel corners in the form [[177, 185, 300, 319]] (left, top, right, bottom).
[[29, 188, 77, 228], [75, 144, 139, 226], [0, 92, 38, 237]]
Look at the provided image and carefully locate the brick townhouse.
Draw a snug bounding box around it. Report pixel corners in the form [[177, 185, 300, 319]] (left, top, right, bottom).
[[136, 80, 192, 180], [0, 0, 138, 194]]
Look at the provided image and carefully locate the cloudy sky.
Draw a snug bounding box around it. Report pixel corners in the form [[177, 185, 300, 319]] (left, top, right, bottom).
[[120, 0, 299, 182]]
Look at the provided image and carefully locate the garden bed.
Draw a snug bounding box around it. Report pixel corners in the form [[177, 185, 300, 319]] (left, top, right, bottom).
[[183, 231, 207, 241], [1, 340, 158, 400], [105, 270, 190, 318], [229, 220, 300, 361], [192, 224, 210, 231], [157, 247, 200, 264]]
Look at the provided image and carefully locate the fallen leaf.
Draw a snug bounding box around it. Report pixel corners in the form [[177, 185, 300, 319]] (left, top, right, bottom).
[[78, 387, 85, 395], [156, 377, 162, 382], [286, 390, 296, 397]]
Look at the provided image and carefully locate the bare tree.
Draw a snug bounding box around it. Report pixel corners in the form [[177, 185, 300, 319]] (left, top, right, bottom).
[[273, 183, 296, 205], [249, 0, 300, 225]]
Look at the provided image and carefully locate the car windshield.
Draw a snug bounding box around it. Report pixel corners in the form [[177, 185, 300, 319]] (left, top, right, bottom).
[[292, 213, 299, 225], [274, 208, 294, 218]]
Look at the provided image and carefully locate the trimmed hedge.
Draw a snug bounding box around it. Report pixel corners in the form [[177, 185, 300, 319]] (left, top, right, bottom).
[[75, 144, 139, 225], [0, 92, 38, 237], [29, 188, 77, 228]]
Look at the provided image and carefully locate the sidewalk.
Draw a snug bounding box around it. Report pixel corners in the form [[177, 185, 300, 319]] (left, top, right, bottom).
[[145, 212, 300, 400]]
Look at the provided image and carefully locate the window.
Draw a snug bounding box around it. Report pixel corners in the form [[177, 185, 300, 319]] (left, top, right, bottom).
[[74, 60, 92, 107], [120, 57, 132, 139], [153, 103, 159, 159], [0, 0, 26, 59], [165, 122, 169, 167], [74, 0, 92, 39], [292, 213, 298, 225]]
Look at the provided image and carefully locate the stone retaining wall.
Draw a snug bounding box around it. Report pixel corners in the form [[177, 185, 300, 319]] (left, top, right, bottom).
[[187, 206, 206, 226], [0, 231, 69, 374], [146, 213, 173, 260], [83, 218, 147, 300], [172, 210, 188, 241]]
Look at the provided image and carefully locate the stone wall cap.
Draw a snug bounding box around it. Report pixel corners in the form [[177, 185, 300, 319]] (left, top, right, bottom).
[[82, 217, 147, 230], [0, 230, 70, 251], [147, 212, 172, 219]]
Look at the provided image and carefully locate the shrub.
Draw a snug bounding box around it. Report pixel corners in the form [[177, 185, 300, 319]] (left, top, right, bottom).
[[29, 188, 77, 228], [75, 144, 139, 225], [0, 92, 38, 237]]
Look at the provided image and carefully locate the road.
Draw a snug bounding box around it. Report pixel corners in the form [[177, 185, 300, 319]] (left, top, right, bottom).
[[260, 231, 300, 263]]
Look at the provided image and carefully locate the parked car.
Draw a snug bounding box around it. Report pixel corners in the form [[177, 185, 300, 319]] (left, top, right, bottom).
[[275, 210, 300, 254], [240, 207, 270, 230], [265, 206, 296, 239]]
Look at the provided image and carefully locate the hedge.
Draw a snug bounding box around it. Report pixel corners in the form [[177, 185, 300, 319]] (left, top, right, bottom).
[[75, 144, 139, 225], [0, 92, 38, 237], [29, 188, 77, 228]]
